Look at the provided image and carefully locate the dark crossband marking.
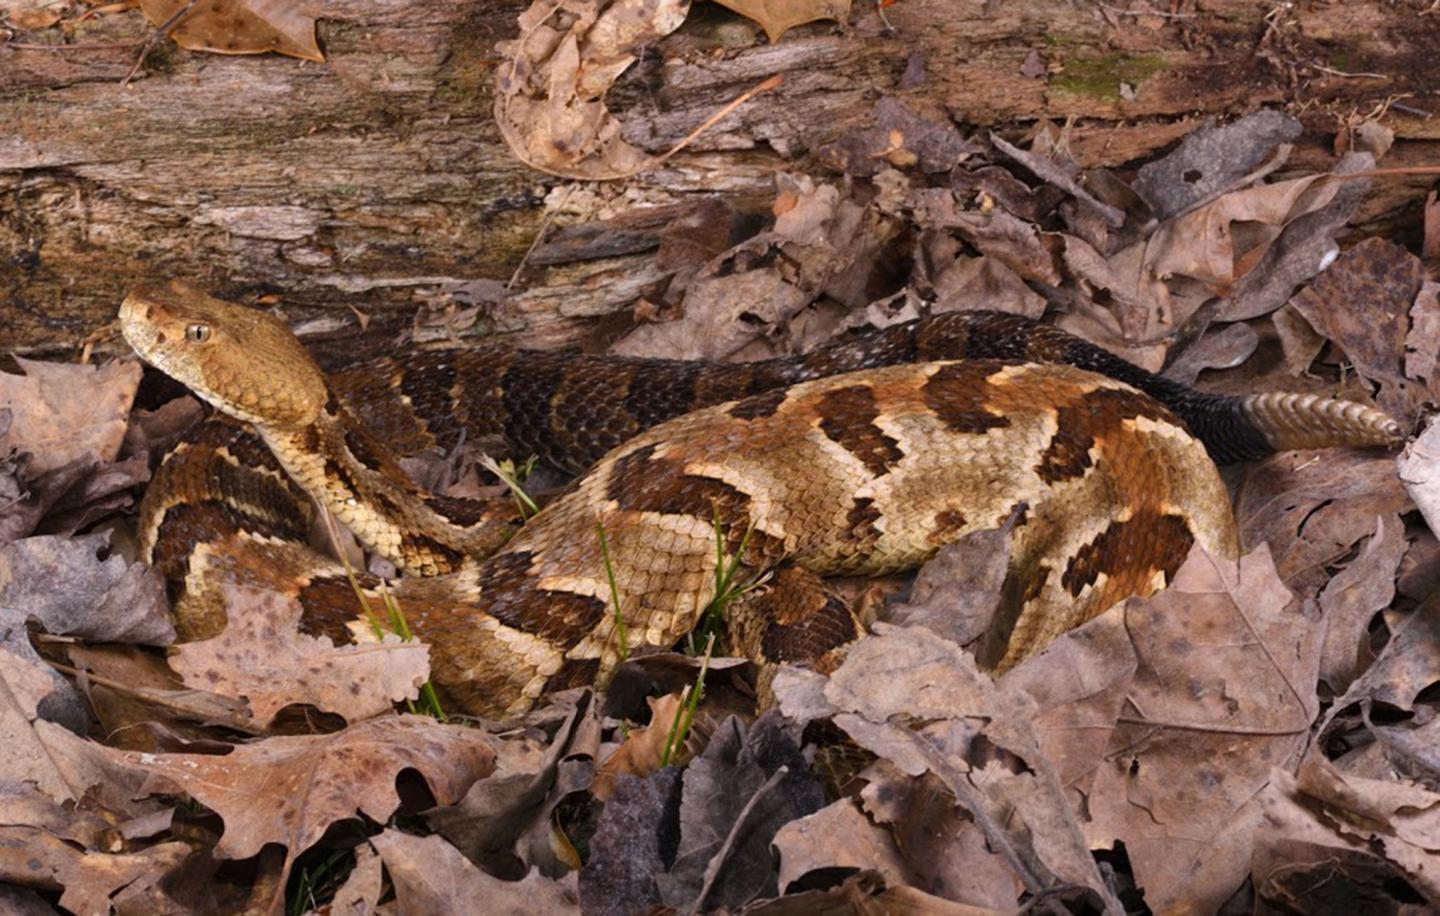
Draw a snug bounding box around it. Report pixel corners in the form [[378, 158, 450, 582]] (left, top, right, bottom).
[[478, 551, 608, 648], [921, 363, 1013, 434], [816, 384, 904, 476], [928, 508, 968, 545], [605, 443, 786, 561], [1060, 510, 1194, 598], [1036, 387, 1176, 484], [728, 387, 789, 420], [845, 496, 884, 546]]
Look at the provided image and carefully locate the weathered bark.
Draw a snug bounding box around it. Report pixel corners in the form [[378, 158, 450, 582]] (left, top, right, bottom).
[[2, 0, 1437, 357]]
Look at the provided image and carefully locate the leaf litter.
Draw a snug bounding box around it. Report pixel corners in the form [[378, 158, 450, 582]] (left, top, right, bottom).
[[6, 14, 1440, 911]]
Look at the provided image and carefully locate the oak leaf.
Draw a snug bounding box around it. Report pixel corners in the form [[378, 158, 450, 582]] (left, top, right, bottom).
[[711, 0, 852, 43], [773, 798, 911, 893], [139, 0, 323, 62], [0, 358, 140, 474], [107, 715, 495, 872], [370, 829, 579, 915], [169, 585, 429, 727], [1085, 545, 1319, 913], [0, 825, 190, 915], [0, 646, 148, 807], [1256, 756, 1440, 904], [773, 624, 1124, 911]]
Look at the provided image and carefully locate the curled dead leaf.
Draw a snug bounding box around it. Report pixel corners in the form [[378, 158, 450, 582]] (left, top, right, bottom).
[[105, 714, 495, 887], [710, 0, 851, 43], [495, 0, 690, 179], [592, 691, 687, 801], [138, 0, 323, 62]]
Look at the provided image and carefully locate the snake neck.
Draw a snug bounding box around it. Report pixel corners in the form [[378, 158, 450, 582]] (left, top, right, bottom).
[[257, 393, 478, 576]]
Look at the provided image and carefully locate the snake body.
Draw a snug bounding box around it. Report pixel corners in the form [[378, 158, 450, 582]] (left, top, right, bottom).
[[120, 281, 1402, 717]]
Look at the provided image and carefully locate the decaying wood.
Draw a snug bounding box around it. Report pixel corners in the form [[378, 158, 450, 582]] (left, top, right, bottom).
[[1, 0, 1437, 358]]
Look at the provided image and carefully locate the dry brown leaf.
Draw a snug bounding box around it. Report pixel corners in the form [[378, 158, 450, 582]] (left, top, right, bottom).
[[427, 690, 601, 879], [1287, 237, 1427, 417], [328, 842, 384, 915], [1317, 513, 1407, 693], [1145, 171, 1347, 297], [494, 0, 689, 179], [773, 798, 911, 893], [1256, 756, 1440, 904], [67, 643, 261, 748], [169, 584, 429, 728], [1406, 281, 1440, 385], [1133, 111, 1301, 220], [370, 829, 580, 915], [1331, 591, 1440, 717], [0, 646, 152, 810], [883, 517, 1013, 648], [612, 175, 890, 362], [592, 691, 686, 801], [139, 0, 323, 62], [1425, 191, 1440, 262], [580, 768, 682, 915], [774, 624, 1124, 912], [1160, 321, 1258, 386], [989, 132, 1124, 228], [910, 189, 1062, 286], [0, 358, 140, 474], [929, 255, 1045, 318], [0, 825, 191, 915], [1085, 545, 1319, 913], [106, 715, 494, 880], [858, 768, 1023, 909], [997, 609, 1135, 807], [654, 713, 822, 909], [0, 532, 174, 646], [0, 783, 183, 912], [2, 1, 62, 29], [710, 0, 850, 43], [1237, 450, 1412, 598], [817, 97, 974, 178]]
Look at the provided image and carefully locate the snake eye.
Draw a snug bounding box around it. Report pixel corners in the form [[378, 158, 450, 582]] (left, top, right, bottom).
[[185, 323, 211, 342]]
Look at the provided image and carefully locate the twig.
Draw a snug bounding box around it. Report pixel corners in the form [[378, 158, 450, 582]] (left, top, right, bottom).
[[122, 0, 200, 86], [1390, 101, 1434, 119], [1310, 64, 1387, 80], [505, 72, 784, 182], [652, 74, 783, 169], [507, 184, 574, 290], [689, 765, 789, 915], [874, 0, 895, 33], [906, 735, 1048, 896], [5, 40, 143, 50]]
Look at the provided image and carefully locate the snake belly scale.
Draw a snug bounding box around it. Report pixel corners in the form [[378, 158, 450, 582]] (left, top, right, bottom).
[[120, 281, 1401, 718]]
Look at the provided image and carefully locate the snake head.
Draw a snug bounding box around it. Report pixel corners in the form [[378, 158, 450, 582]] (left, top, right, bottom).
[[119, 280, 330, 430]]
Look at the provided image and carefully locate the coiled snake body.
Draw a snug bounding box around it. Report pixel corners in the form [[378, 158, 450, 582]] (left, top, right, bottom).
[[120, 282, 1402, 718]]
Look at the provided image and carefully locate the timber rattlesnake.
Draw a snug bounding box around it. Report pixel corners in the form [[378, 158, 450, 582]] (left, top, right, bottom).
[[120, 281, 1402, 717]]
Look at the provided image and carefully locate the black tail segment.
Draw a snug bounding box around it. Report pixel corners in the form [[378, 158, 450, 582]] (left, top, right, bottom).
[[1040, 334, 1280, 464]]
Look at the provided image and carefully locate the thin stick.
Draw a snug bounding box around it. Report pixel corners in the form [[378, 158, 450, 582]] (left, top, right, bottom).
[[508, 73, 784, 182], [6, 40, 143, 50], [507, 184, 574, 289], [122, 0, 200, 86], [651, 74, 784, 168]]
